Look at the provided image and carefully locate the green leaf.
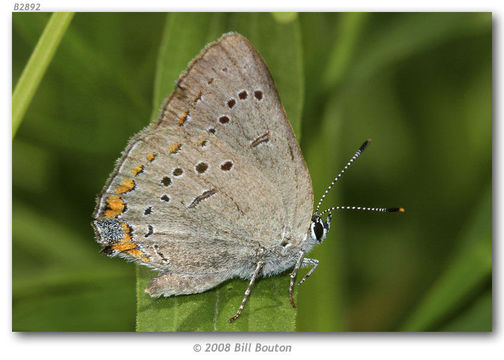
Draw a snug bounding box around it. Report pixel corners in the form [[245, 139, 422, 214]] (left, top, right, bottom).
[[12, 12, 74, 137], [321, 12, 368, 89], [400, 187, 492, 331], [272, 12, 298, 24], [437, 290, 492, 332], [136, 13, 303, 332]]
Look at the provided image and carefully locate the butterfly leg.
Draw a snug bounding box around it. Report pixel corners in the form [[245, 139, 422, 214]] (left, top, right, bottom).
[[298, 258, 319, 285], [289, 251, 305, 308], [229, 261, 264, 323]]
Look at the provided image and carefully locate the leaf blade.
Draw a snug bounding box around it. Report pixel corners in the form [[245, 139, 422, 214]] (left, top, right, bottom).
[[12, 12, 74, 137]]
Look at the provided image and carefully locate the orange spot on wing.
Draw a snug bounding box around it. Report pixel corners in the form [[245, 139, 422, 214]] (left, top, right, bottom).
[[125, 249, 150, 262], [169, 141, 181, 154], [116, 179, 135, 194], [112, 242, 137, 252], [125, 249, 143, 257], [131, 164, 144, 176], [146, 153, 156, 162], [105, 195, 125, 218], [193, 91, 202, 103], [178, 111, 189, 126], [120, 223, 132, 241], [107, 222, 149, 261]]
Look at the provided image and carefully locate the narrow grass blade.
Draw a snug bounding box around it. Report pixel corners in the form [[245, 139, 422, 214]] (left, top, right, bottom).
[[12, 12, 74, 137]]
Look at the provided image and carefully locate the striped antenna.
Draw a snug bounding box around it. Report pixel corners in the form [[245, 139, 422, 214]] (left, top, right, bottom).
[[315, 139, 372, 213], [319, 206, 405, 217]]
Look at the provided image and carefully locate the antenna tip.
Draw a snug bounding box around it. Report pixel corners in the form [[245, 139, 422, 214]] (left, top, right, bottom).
[[359, 139, 372, 152], [387, 207, 405, 213]]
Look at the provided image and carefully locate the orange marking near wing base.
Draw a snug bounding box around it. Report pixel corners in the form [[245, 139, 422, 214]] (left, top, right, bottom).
[[111, 223, 149, 261], [111, 222, 136, 252], [116, 179, 136, 194], [112, 242, 137, 252], [120, 223, 133, 242], [125, 249, 147, 259], [105, 195, 125, 218]]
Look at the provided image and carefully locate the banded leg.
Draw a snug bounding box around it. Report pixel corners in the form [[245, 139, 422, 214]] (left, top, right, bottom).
[[298, 258, 319, 285], [229, 261, 264, 323], [289, 251, 305, 308]]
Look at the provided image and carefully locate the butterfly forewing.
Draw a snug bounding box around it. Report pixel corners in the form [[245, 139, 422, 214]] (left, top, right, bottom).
[[156, 33, 313, 247]]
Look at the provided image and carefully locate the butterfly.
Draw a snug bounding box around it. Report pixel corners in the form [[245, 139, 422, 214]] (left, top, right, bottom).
[[92, 32, 403, 323]]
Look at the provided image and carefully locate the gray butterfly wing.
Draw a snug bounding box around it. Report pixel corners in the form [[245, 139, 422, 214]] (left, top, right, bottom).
[[93, 125, 285, 276], [93, 33, 312, 287], [156, 32, 313, 246]]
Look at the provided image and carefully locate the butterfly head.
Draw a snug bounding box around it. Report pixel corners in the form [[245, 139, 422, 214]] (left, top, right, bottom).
[[310, 213, 331, 244]]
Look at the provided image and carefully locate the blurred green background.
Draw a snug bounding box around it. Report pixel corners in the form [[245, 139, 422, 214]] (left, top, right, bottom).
[[12, 12, 491, 331]]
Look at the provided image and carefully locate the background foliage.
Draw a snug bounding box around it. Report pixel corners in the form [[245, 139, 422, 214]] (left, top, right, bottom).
[[12, 12, 491, 331]]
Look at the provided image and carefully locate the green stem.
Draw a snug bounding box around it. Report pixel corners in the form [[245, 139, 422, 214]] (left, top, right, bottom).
[[12, 12, 74, 138]]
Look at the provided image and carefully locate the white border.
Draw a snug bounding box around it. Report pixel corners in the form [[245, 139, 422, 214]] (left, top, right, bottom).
[[4, 1, 501, 359]]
